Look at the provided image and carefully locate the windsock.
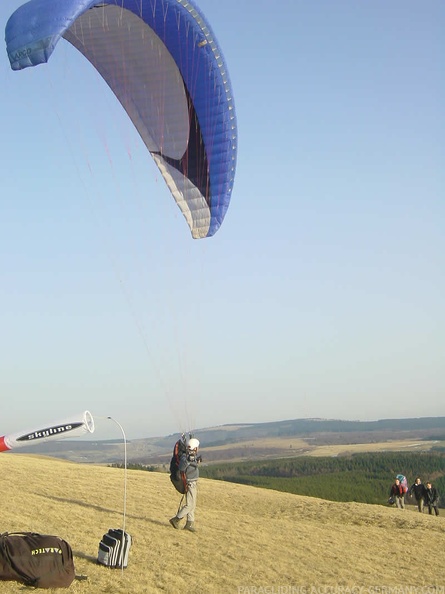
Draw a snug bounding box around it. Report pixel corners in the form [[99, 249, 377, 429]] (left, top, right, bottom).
[[0, 411, 94, 452]]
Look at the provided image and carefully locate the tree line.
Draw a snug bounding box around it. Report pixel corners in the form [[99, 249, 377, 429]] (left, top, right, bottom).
[[199, 451, 445, 506], [108, 451, 445, 507]]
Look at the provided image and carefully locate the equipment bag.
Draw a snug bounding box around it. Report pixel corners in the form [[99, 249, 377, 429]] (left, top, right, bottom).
[[169, 436, 188, 494], [396, 474, 408, 493], [0, 532, 75, 589], [97, 529, 131, 569]]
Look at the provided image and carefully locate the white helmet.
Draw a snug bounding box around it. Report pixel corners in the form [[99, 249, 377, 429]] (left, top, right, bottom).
[[186, 437, 200, 451]]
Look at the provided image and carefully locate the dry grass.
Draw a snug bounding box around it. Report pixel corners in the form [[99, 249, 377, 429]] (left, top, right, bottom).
[[198, 437, 444, 463], [0, 453, 444, 593], [206, 437, 310, 451], [304, 439, 443, 457]]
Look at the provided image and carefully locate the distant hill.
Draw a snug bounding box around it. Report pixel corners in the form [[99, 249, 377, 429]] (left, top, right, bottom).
[[197, 416, 445, 443], [8, 416, 445, 465]]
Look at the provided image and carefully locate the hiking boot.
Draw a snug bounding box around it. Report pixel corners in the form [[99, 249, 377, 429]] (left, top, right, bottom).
[[169, 516, 181, 529], [184, 521, 196, 532]]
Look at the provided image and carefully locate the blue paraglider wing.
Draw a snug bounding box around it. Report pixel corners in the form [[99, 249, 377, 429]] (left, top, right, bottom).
[[5, 0, 237, 238]]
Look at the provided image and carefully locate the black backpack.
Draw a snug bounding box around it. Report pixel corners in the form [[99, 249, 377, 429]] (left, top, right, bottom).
[[169, 435, 188, 494], [0, 532, 75, 588]]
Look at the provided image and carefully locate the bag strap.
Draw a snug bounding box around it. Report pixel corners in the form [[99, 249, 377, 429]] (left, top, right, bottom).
[[0, 531, 40, 537], [180, 471, 188, 493], [176, 493, 185, 515]]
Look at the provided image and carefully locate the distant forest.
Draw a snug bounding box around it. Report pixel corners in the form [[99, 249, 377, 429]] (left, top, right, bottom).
[[198, 451, 445, 506], [114, 450, 445, 507]]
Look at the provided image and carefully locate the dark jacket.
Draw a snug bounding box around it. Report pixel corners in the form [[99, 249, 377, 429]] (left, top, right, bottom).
[[424, 486, 439, 506], [390, 483, 404, 498], [409, 482, 426, 501]]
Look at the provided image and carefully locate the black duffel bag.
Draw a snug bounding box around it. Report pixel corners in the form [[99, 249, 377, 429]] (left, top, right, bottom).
[[0, 532, 75, 588]]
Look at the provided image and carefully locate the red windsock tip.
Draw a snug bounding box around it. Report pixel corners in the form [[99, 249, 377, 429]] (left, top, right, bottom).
[[0, 436, 10, 452]]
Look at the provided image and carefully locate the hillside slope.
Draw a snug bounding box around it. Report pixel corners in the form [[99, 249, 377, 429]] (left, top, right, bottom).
[[0, 454, 444, 593], [13, 416, 445, 465]]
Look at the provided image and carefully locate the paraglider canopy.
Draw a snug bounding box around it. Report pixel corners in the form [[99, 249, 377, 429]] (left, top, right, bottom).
[[5, 0, 237, 238]]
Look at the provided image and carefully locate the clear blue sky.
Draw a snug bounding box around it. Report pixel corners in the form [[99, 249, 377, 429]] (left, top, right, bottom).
[[1, 0, 443, 441]]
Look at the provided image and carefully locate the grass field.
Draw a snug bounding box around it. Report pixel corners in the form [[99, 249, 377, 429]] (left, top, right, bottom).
[[304, 439, 443, 457], [1, 453, 444, 593], [197, 436, 444, 464]]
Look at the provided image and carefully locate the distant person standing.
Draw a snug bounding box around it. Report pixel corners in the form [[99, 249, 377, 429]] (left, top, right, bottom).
[[409, 477, 426, 513], [424, 482, 440, 516], [390, 478, 405, 509]]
